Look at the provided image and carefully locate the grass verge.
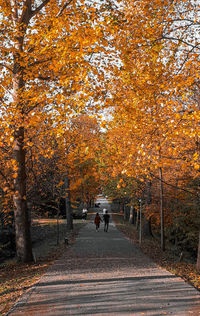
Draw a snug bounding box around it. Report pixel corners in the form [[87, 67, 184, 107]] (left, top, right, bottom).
[[0, 219, 86, 316], [112, 213, 200, 292]]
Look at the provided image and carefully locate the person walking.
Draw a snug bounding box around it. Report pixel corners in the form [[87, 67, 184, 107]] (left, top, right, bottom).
[[82, 208, 87, 220], [94, 212, 102, 232], [103, 210, 110, 232]]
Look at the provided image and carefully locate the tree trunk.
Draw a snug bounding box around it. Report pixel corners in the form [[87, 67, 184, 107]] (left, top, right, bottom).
[[159, 167, 165, 251], [136, 209, 139, 230], [56, 214, 60, 246], [146, 180, 152, 204], [144, 180, 152, 236], [12, 29, 33, 261], [197, 231, 200, 271], [139, 199, 142, 245], [64, 174, 73, 230], [129, 206, 135, 224], [124, 205, 129, 221], [143, 215, 152, 237], [13, 127, 33, 262]]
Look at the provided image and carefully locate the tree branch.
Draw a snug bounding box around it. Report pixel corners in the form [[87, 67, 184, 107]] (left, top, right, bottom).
[[37, 75, 51, 80], [19, 0, 32, 24], [28, 58, 52, 68], [162, 18, 200, 25], [31, 0, 51, 18], [0, 63, 13, 73], [177, 46, 196, 74], [150, 173, 197, 196], [56, 0, 74, 17], [25, 103, 39, 114], [161, 36, 200, 50]]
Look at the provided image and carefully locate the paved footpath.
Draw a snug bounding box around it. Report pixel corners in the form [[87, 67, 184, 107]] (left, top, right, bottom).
[[7, 217, 200, 315]]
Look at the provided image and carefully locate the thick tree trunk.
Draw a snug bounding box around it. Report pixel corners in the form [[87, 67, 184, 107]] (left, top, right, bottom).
[[64, 175, 73, 230], [13, 127, 33, 262], [197, 231, 200, 271], [12, 29, 33, 261]]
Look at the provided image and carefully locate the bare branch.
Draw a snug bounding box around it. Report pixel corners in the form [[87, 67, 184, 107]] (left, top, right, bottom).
[[177, 46, 196, 74], [161, 36, 200, 50], [162, 18, 200, 26], [25, 103, 39, 114], [0, 84, 14, 98], [57, 0, 74, 18], [28, 58, 52, 68], [150, 173, 197, 196], [0, 63, 13, 73], [31, 0, 51, 18], [37, 75, 52, 80]]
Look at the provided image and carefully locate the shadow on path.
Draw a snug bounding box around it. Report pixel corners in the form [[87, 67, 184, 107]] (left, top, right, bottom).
[[7, 204, 200, 316]]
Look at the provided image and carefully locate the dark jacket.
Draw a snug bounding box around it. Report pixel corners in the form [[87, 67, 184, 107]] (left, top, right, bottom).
[[103, 214, 110, 223]]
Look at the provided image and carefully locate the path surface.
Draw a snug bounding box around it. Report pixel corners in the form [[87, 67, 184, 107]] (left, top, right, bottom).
[[7, 199, 200, 315]]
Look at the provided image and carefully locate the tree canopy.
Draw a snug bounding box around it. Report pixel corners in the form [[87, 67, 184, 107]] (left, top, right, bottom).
[[0, 0, 200, 269]]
